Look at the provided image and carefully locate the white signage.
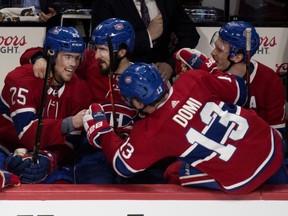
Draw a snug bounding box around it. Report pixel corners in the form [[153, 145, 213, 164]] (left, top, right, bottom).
[[0, 26, 46, 90]]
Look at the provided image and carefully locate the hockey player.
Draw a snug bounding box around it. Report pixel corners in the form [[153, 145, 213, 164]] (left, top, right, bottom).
[[173, 21, 287, 152], [73, 18, 145, 184], [83, 62, 288, 194], [0, 26, 91, 184], [19, 18, 170, 184], [20, 18, 138, 139]]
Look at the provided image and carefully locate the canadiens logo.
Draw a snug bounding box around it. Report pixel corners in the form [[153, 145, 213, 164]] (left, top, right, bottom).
[[101, 103, 138, 128], [114, 23, 124, 30], [124, 76, 132, 84], [52, 28, 60, 34]]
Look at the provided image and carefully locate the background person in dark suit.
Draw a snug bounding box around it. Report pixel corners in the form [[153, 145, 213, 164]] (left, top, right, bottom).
[[22, 0, 61, 29], [91, 0, 200, 81]]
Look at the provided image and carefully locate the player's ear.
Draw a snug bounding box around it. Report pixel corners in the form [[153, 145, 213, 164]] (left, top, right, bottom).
[[132, 98, 145, 109], [230, 52, 244, 63], [117, 48, 127, 58]]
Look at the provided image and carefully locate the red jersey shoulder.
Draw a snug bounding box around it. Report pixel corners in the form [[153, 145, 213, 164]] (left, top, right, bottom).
[[253, 61, 281, 81], [252, 61, 284, 91], [5, 64, 43, 91], [177, 69, 239, 95]]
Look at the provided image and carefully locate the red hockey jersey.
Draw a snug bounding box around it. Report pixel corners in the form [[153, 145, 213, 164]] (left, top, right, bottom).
[[100, 70, 284, 194], [21, 48, 140, 133], [0, 64, 91, 160]]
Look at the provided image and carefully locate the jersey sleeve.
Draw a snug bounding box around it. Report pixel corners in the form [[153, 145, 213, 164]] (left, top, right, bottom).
[[100, 132, 131, 177], [249, 61, 286, 136], [184, 70, 247, 106], [100, 125, 160, 178], [19, 47, 44, 65], [257, 73, 286, 137]]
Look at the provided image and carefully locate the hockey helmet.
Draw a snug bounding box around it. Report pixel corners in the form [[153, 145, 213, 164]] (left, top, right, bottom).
[[91, 18, 135, 52], [217, 21, 260, 59], [43, 26, 85, 54], [119, 63, 167, 106]]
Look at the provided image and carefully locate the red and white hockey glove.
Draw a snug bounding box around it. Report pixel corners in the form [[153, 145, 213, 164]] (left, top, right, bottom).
[[6, 148, 57, 184], [174, 48, 216, 74], [83, 103, 113, 148], [0, 170, 21, 188]]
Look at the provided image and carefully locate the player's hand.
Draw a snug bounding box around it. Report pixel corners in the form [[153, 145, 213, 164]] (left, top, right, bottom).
[[0, 170, 21, 188], [154, 62, 173, 81], [38, 7, 57, 22], [33, 57, 47, 78], [5, 148, 29, 175], [174, 48, 215, 74], [6, 149, 57, 184], [83, 103, 113, 148], [72, 109, 87, 129], [147, 14, 163, 41]]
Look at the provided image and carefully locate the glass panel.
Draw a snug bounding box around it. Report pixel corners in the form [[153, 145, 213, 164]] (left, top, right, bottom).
[[181, 0, 288, 25], [181, 0, 225, 23], [0, 0, 10, 9], [11, 0, 22, 7], [232, 0, 288, 23]]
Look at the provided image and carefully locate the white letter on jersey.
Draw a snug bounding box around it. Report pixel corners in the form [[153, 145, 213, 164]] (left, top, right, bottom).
[[249, 96, 257, 109], [173, 97, 202, 128]]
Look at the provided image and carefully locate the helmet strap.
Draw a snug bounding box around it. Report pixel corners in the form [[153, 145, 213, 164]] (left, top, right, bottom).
[[224, 49, 247, 72], [111, 51, 126, 72], [223, 57, 234, 72], [51, 67, 64, 86]]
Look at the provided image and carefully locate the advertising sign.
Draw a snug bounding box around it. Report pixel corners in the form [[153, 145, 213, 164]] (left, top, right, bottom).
[[0, 26, 46, 90]]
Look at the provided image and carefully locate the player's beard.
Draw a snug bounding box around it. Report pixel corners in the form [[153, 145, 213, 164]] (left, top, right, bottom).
[[98, 53, 124, 76], [98, 60, 110, 75]]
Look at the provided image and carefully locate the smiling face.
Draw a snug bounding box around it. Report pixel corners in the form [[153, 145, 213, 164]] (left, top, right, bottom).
[[53, 52, 82, 83]]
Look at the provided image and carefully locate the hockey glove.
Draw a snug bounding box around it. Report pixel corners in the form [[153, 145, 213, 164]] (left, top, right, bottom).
[[0, 170, 21, 188], [83, 103, 113, 148], [174, 48, 216, 74], [6, 149, 57, 184], [6, 148, 29, 175]]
